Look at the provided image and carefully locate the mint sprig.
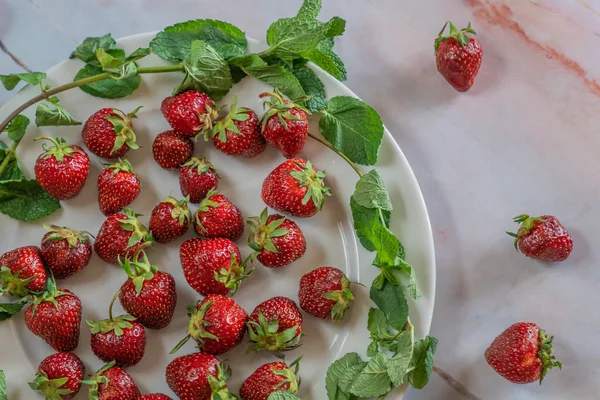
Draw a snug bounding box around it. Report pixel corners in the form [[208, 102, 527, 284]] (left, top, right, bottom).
[[0, 72, 46, 91]]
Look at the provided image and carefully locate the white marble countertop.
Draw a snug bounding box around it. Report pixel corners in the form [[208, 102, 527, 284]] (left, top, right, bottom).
[[1, 0, 599, 399]]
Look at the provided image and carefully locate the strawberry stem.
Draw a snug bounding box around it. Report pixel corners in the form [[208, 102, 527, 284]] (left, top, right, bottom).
[[108, 289, 121, 322], [307, 132, 363, 176]]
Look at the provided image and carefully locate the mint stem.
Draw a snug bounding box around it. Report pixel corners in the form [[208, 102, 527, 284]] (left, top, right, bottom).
[[0, 138, 20, 175], [307, 132, 363, 176]]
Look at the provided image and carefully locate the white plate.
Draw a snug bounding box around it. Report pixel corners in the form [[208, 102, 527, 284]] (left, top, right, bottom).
[[0, 34, 435, 399]]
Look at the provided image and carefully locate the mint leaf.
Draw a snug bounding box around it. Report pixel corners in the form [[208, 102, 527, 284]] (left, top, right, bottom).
[[2, 115, 30, 141], [399, 261, 421, 300], [388, 329, 414, 386], [0, 370, 6, 400], [74, 64, 140, 99], [0, 144, 24, 182], [0, 302, 26, 321], [319, 96, 384, 165], [372, 223, 403, 268], [290, 65, 326, 113], [350, 352, 392, 397], [174, 40, 233, 100], [326, 352, 363, 400], [70, 34, 119, 64], [0, 72, 46, 91], [151, 20, 247, 62], [267, 392, 300, 400], [35, 102, 81, 127], [353, 170, 392, 211], [325, 17, 347, 37], [367, 341, 378, 357], [0, 179, 61, 221], [370, 281, 408, 331], [266, 17, 332, 61], [367, 307, 395, 340], [125, 47, 152, 63], [408, 336, 438, 389], [297, 0, 322, 18], [350, 198, 390, 252], [304, 37, 347, 81]]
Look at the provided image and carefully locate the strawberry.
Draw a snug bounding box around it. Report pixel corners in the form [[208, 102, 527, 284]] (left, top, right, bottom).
[[165, 353, 237, 400], [87, 361, 141, 400], [0, 246, 47, 296], [149, 196, 192, 244], [153, 130, 194, 170], [180, 238, 253, 296], [240, 359, 301, 400], [87, 314, 146, 367], [140, 395, 173, 400], [172, 294, 247, 355], [262, 158, 331, 218], [98, 159, 141, 216], [193, 189, 244, 240], [247, 297, 303, 354], [435, 22, 483, 92], [118, 253, 177, 330], [179, 157, 219, 203], [507, 214, 573, 262], [29, 352, 85, 400], [34, 136, 90, 200], [24, 281, 82, 352], [82, 107, 141, 159], [209, 97, 266, 157], [41, 225, 92, 279], [247, 208, 306, 268], [299, 266, 354, 322], [260, 89, 310, 158], [161, 90, 218, 137], [485, 322, 561, 384], [94, 208, 153, 265]]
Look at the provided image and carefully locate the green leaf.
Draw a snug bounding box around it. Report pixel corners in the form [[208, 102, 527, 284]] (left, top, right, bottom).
[[353, 170, 392, 211], [399, 261, 422, 300], [267, 392, 301, 400], [174, 40, 233, 100], [74, 64, 140, 99], [370, 281, 408, 331], [319, 96, 384, 165], [125, 47, 151, 63], [408, 336, 438, 389], [35, 103, 81, 127], [388, 329, 414, 386], [151, 19, 247, 62], [2, 115, 30, 141], [326, 352, 363, 400], [0, 302, 26, 321], [0, 72, 46, 91], [266, 17, 332, 60], [0, 144, 24, 182], [0, 370, 6, 400], [367, 307, 395, 340], [349, 352, 392, 397], [297, 0, 322, 19], [70, 34, 118, 64], [350, 198, 390, 252], [366, 341, 379, 357], [304, 37, 347, 81], [290, 65, 326, 113], [325, 17, 347, 38], [0, 179, 61, 221], [96, 48, 149, 79]]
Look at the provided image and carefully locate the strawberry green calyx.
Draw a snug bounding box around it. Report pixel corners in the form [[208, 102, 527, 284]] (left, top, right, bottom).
[[208, 96, 250, 142], [29, 371, 73, 400], [183, 156, 219, 177], [117, 208, 153, 250], [259, 88, 311, 131], [170, 300, 219, 354], [164, 196, 191, 227], [289, 160, 332, 209], [195, 103, 219, 134], [105, 106, 142, 155], [323, 274, 355, 323], [274, 356, 302, 393], [247, 208, 289, 254], [0, 265, 37, 297], [30, 278, 70, 315], [83, 361, 115, 400], [538, 329, 562, 384], [506, 214, 545, 250], [194, 188, 220, 234], [43, 224, 91, 248], [106, 158, 135, 175], [118, 252, 158, 295], [247, 312, 302, 354], [207, 361, 237, 400], [34, 136, 79, 163], [214, 253, 254, 296], [86, 314, 136, 336], [434, 21, 476, 52]]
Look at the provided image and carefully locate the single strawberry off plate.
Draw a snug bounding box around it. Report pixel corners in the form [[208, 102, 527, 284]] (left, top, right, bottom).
[[0, 35, 435, 399]]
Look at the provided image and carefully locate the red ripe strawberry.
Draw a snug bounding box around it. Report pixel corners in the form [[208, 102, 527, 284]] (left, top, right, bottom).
[[240, 359, 301, 400], [118, 254, 177, 330], [41, 225, 92, 279], [29, 352, 85, 400], [24, 282, 82, 352], [0, 246, 47, 296], [82, 107, 141, 159], [165, 353, 236, 400], [508, 214, 573, 262], [94, 208, 153, 265], [485, 322, 561, 384], [172, 294, 247, 355], [149, 196, 192, 244], [210, 97, 266, 157], [194, 189, 244, 240], [98, 159, 141, 216], [299, 266, 354, 322], [87, 361, 141, 400], [260, 90, 310, 158], [34, 136, 90, 200], [262, 158, 331, 218], [161, 90, 218, 137], [247, 208, 306, 268], [180, 238, 253, 296], [435, 22, 483, 92], [88, 314, 146, 367], [140, 395, 173, 400], [247, 297, 303, 354], [152, 130, 194, 170], [179, 157, 219, 203]]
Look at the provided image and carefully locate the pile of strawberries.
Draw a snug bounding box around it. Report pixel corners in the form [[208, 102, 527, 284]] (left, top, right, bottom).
[[0, 88, 356, 400]]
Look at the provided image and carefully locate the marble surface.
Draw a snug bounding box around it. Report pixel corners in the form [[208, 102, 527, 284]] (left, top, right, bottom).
[[1, 0, 599, 399]]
